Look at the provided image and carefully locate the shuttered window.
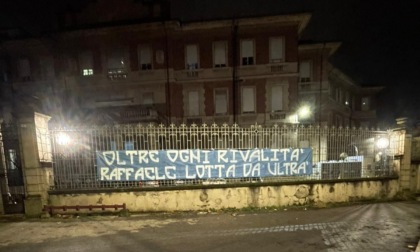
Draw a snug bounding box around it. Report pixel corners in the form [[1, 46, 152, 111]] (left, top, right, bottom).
[[213, 41, 227, 67], [299, 61, 311, 82], [138, 45, 152, 70], [242, 86, 255, 113], [214, 89, 228, 115], [269, 37, 284, 62], [271, 85, 283, 112], [186, 44, 198, 70], [188, 90, 199, 116], [241, 40, 254, 65]]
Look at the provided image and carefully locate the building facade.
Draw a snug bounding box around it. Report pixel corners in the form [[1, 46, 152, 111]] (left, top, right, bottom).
[[0, 0, 380, 127], [298, 42, 383, 128]]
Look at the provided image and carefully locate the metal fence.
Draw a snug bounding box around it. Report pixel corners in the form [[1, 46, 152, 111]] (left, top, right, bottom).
[[0, 123, 25, 213], [47, 123, 400, 191]]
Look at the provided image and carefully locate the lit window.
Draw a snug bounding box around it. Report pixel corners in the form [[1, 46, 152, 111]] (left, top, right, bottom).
[[214, 89, 228, 115], [242, 86, 256, 113], [299, 61, 311, 82], [213, 41, 227, 68], [241, 40, 254, 65], [79, 51, 94, 76], [186, 44, 199, 70], [269, 37, 284, 63], [138, 45, 152, 70], [83, 69, 93, 76]]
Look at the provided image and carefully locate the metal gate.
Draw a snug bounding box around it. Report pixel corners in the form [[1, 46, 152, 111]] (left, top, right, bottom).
[[0, 122, 25, 214]]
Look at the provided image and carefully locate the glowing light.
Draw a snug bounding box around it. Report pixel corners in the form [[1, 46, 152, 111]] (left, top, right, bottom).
[[376, 137, 389, 149], [57, 133, 71, 145], [298, 106, 311, 119]]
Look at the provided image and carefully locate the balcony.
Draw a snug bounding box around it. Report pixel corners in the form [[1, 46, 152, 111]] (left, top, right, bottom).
[[107, 68, 128, 80], [269, 112, 287, 120], [352, 110, 377, 120], [299, 81, 320, 92], [90, 105, 162, 124]]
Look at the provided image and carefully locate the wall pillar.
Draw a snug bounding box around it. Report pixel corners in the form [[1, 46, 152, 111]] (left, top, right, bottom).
[[19, 112, 52, 217], [399, 134, 412, 191], [0, 119, 4, 214]]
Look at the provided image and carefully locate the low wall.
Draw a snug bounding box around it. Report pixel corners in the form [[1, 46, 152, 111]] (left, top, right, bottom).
[[48, 179, 399, 212]]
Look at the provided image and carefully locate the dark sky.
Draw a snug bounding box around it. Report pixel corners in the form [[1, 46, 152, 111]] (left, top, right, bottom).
[[1, 0, 420, 127]]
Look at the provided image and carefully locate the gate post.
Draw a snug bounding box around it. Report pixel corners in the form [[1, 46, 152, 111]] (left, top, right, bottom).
[[18, 113, 52, 217], [0, 128, 4, 214]]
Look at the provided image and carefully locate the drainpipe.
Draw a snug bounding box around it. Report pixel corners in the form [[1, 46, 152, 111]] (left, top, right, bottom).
[[318, 42, 325, 162], [164, 22, 171, 125], [231, 19, 238, 123]]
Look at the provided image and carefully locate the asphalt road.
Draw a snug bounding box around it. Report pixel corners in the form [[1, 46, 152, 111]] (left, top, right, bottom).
[[0, 201, 419, 252]]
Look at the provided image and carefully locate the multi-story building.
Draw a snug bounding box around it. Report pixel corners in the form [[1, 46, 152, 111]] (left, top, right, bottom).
[[298, 42, 383, 127], [0, 0, 381, 127]]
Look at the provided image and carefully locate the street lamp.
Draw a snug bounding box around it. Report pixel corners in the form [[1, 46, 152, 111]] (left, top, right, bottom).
[[298, 105, 311, 120], [56, 132, 71, 146], [376, 137, 389, 149], [375, 137, 390, 176]]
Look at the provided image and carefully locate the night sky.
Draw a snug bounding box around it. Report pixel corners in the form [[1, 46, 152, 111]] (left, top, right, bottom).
[[1, 0, 420, 127]]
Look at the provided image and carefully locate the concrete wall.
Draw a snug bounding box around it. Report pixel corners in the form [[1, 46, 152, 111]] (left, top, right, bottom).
[[49, 179, 399, 212]]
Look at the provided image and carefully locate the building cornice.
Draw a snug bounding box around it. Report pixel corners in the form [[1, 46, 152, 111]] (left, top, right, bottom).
[[299, 42, 342, 56], [179, 13, 311, 34], [329, 68, 384, 94]]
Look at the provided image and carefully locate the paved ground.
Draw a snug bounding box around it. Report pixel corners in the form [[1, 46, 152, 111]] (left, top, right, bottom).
[[0, 201, 419, 252]]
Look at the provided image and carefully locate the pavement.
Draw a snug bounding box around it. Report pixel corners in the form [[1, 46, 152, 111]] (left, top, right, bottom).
[[0, 201, 419, 252]]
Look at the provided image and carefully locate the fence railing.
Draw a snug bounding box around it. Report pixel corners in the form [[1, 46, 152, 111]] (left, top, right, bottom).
[[45, 123, 400, 191]]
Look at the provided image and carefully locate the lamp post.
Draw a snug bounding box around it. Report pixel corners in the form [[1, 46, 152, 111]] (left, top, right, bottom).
[[375, 137, 390, 176]]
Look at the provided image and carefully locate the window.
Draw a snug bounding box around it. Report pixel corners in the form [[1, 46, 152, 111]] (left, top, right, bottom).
[[65, 56, 78, 75], [138, 45, 152, 70], [213, 41, 227, 68], [271, 85, 283, 112], [241, 40, 254, 65], [188, 90, 199, 116], [186, 44, 199, 70], [156, 50, 165, 64], [79, 51, 94, 76], [40, 56, 55, 79], [107, 48, 127, 79], [0, 59, 8, 82], [242, 86, 256, 113], [18, 58, 31, 80], [214, 89, 228, 115], [107, 48, 126, 71], [345, 92, 350, 106], [143, 92, 154, 105], [361, 97, 370, 111], [299, 61, 311, 82], [335, 114, 342, 126], [269, 37, 284, 63]]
